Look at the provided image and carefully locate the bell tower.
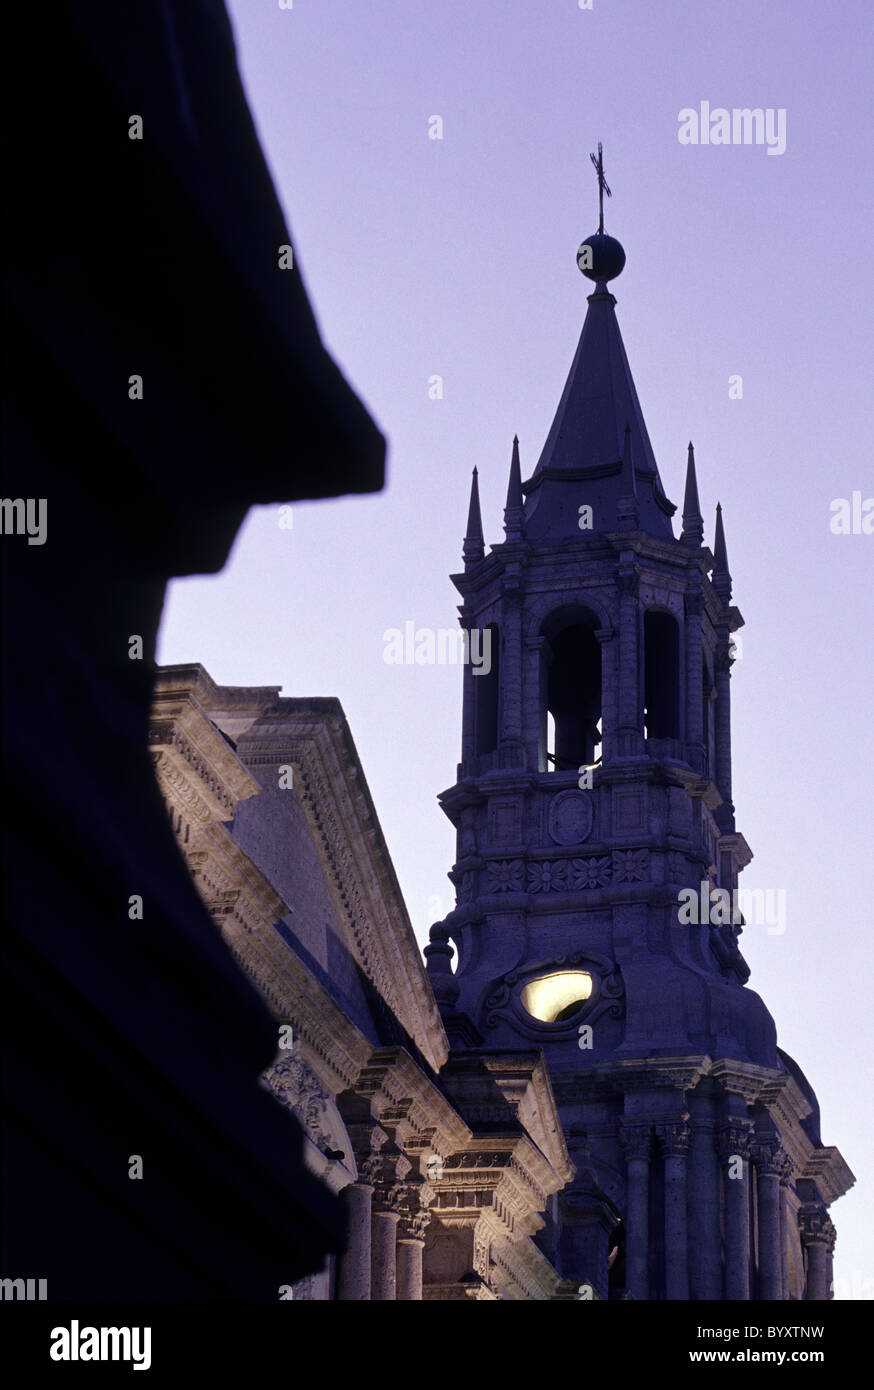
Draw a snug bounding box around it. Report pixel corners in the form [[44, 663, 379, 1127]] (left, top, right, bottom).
[[425, 161, 853, 1300]]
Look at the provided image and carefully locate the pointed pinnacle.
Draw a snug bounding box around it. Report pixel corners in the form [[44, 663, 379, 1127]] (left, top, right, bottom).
[[463, 466, 485, 565], [712, 501, 732, 602], [504, 436, 525, 540], [680, 441, 704, 546]]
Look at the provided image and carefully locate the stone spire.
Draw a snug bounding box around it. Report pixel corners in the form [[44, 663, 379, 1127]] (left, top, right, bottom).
[[462, 467, 484, 566], [523, 234, 676, 541], [680, 441, 704, 546], [503, 435, 525, 541], [712, 501, 732, 602]]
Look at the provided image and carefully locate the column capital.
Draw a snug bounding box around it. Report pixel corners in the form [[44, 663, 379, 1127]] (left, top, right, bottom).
[[346, 1121, 392, 1190], [396, 1177, 435, 1242], [799, 1204, 836, 1252], [370, 1147, 412, 1214], [655, 1121, 690, 1159], [715, 1122, 754, 1162], [619, 1125, 652, 1163], [751, 1137, 788, 1178]]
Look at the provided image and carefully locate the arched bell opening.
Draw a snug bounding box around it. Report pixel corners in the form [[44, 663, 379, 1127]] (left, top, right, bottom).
[[539, 607, 602, 773]]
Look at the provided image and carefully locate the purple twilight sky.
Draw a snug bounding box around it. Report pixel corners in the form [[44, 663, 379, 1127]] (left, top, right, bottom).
[[156, 0, 874, 1295]]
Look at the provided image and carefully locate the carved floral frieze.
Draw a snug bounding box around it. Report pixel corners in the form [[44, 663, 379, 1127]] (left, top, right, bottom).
[[484, 849, 650, 895]]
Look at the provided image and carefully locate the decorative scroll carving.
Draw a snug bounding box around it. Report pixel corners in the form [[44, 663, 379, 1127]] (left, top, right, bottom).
[[262, 1053, 335, 1157]]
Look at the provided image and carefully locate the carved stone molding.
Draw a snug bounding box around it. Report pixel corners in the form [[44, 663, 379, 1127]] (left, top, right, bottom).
[[483, 848, 650, 895], [262, 1052, 336, 1157]]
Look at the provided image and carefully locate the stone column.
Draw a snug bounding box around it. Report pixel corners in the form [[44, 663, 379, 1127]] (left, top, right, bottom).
[[337, 1122, 388, 1301], [800, 1205, 834, 1302], [460, 619, 476, 773], [684, 590, 705, 770], [687, 1114, 721, 1299], [595, 627, 616, 763], [499, 584, 524, 765], [396, 1237, 423, 1300], [620, 1126, 651, 1301], [616, 566, 641, 752], [713, 642, 733, 806], [370, 1146, 411, 1301], [778, 1151, 794, 1301], [395, 1177, 433, 1301], [657, 1122, 690, 1301], [826, 1222, 836, 1300], [559, 1190, 619, 1302], [371, 1204, 400, 1300], [752, 1139, 784, 1301], [336, 1181, 373, 1301], [524, 634, 548, 771], [716, 1123, 753, 1300]]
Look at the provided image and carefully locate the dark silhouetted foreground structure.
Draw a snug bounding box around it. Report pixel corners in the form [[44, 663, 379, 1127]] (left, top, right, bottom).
[[2, 2, 384, 1297]]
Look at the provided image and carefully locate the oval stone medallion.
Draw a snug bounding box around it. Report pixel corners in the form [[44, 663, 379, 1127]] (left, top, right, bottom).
[[547, 789, 594, 847]]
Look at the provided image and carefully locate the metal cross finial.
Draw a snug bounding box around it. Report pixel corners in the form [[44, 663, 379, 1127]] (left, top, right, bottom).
[[589, 141, 612, 234]]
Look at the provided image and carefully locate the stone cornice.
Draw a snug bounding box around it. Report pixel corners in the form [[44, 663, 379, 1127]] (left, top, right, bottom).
[[802, 1146, 856, 1207], [429, 1135, 560, 1239], [150, 686, 264, 817], [440, 1052, 574, 1184], [153, 663, 281, 717], [239, 704, 449, 1074], [188, 818, 291, 931], [222, 914, 372, 1093], [349, 1047, 472, 1159], [709, 1059, 787, 1106], [718, 832, 754, 870]]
